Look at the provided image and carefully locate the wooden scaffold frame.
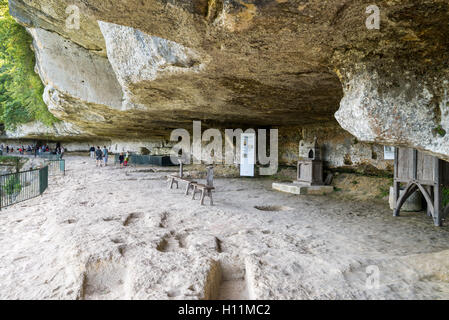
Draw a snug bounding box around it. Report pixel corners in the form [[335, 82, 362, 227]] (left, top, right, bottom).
[[393, 148, 449, 226]]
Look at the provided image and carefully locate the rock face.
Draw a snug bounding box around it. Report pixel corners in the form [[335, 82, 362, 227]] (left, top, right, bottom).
[[331, 1, 449, 161], [7, 0, 449, 159], [98, 21, 206, 98], [9, 0, 344, 139], [335, 68, 449, 161], [5, 121, 85, 140]]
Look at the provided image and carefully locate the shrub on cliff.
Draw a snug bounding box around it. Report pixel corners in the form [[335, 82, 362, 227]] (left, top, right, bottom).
[[0, 0, 57, 130]]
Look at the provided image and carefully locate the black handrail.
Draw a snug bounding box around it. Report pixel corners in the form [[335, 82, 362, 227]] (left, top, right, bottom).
[[0, 166, 49, 210]]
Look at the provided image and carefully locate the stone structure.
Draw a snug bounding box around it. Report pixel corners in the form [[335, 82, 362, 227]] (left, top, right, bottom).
[[272, 182, 333, 196], [273, 137, 332, 195], [296, 138, 324, 186]]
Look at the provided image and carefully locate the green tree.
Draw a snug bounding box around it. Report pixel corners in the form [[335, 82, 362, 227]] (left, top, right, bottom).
[[0, 0, 57, 130]]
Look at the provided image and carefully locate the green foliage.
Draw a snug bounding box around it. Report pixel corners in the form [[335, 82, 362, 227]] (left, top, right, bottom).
[[442, 187, 449, 208], [434, 125, 446, 137], [377, 185, 390, 199], [4, 174, 21, 195], [0, 155, 19, 163], [0, 0, 57, 130]]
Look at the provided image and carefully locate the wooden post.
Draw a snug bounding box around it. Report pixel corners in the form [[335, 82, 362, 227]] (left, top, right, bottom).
[[434, 158, 442, 226], [206, 166, 214, 187], [393, 147, 400, 216], [200, 189, 206, 205], [412, 149, 418, 180], [179, 160, 183, 178], [297, 162, 301, 181], [426, 186, 433, 217]]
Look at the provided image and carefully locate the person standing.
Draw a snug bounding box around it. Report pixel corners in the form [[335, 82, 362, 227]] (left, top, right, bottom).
[[60, 146, 65, 159], [102, 146, 108, 166], [90, 146, 95, 159], [119, 153, 125, 168], [124, 152, 130, 167], [95, 146, 103, 167]]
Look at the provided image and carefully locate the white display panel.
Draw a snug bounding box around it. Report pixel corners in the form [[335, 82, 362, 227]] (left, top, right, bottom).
[[240, 133, 255, 177], [384, 146, 395, 160]]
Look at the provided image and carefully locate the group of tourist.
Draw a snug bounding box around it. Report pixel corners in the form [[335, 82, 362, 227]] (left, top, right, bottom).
[[90, 146, 109, 167], [118, 152, 130, 168], [0, 144, 65, 157], [89, 146, 130, 168], [0, 143, 132, 168], [0, 144, 35, 154]]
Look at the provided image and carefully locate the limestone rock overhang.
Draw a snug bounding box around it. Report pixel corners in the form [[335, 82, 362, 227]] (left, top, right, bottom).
[[6, 0, 449, 161]]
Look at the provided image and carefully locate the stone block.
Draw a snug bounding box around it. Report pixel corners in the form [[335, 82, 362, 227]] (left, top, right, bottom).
[[272, 182, 333, 195]]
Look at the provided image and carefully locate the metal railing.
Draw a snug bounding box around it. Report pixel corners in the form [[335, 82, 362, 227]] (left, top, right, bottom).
[[0, 166, 49, 210], [0, 151, 60, 159], [114, 154, 174, 167], [37, 152, 62, 160], [45, 159, 65, 176]]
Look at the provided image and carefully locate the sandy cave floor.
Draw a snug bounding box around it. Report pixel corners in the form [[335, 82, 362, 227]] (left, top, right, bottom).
[[2, 156, 449, 299]]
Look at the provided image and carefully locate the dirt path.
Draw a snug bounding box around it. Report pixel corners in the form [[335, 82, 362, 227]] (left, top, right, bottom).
[[1, 156, 449, 299]]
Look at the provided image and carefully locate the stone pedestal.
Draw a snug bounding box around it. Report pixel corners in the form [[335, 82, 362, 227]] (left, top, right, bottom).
[[272, 182, 333, 195], [296, 160, 324, 186]]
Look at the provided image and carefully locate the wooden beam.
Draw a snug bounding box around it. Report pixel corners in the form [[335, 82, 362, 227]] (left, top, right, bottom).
[[394, 182, 418, 217], [412, 149, 418, 180], [434, 158, 442, 226]]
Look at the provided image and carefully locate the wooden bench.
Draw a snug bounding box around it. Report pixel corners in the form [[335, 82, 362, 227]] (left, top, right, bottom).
[[191, 166, 214, 206], [168, 160, 197, 195]]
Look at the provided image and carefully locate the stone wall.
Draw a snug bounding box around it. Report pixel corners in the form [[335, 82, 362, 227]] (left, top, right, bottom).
[[278, 126, 393, 173], [0, 124, 393, 175]]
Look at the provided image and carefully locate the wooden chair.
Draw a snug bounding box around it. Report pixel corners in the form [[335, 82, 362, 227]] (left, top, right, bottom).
[[191, 166, 215, 205]]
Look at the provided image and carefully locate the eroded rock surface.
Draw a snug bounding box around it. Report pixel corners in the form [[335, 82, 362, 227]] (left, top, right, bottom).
[[335, 67, 449, 161], [331, 1, 449, 160], [6, 0, 449, 159]]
